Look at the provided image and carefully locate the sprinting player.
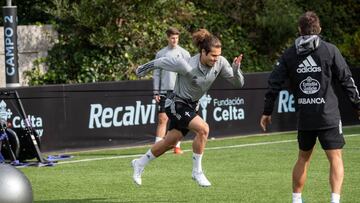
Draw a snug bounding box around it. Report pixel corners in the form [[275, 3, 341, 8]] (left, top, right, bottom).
[[260, 11, 360, 203], [153, 27, 190, 154], [132, 28, 245, 187]]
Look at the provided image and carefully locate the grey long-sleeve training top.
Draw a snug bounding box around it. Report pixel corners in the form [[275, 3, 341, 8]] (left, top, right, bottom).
[[152, 45, 191, 95], [141, 53, 244, 102]]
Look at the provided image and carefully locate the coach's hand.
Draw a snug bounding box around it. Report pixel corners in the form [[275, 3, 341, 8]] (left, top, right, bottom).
[[260, 115, 272, 132]]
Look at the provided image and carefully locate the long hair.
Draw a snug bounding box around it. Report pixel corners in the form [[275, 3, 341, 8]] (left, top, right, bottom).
[[192, 29, 221, 54]]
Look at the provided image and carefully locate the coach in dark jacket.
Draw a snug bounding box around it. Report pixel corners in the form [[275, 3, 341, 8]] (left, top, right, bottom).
[[260, 11, 360, 203]]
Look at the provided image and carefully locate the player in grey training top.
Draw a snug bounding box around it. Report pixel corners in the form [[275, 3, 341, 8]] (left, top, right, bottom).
[[132, 29, 244, 187], [152, 27, 190, 155], [153, 44, 190, 94], [153, 35, 190, 95]]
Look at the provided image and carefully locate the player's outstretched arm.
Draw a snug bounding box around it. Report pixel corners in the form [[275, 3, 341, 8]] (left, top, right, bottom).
[[136, 57, 192, 77], [136, 60, 157, 77], [260, 57, 288, 132], [220, 54, 245, 88], [232, 53, 243, 67], [231, 53, 245, 87]]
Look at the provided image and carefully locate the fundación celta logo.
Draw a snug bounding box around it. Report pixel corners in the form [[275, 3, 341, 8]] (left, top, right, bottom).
[[0, 100, 13, 121], [199, 94, 212, 122], [0, 100, 44, 136], [199, 94, 246, 122]]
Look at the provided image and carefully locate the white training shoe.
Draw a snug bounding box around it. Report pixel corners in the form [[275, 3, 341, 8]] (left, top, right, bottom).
[[131, 159, 144, 185], [192, 171, 211, 187]]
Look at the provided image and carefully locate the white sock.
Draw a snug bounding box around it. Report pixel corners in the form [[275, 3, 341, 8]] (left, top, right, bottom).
[[155, 136, 163, 143], [192, 153, 203, 173], [175, 141, 181, 148], [292, 193, 302, 203], [331, 193, 340, 203], [137, 149, 156, 167]]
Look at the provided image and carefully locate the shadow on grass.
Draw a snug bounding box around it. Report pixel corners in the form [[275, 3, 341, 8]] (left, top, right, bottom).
[[36, 198, 105, 203], [36, 198, 186, 203], [36, 198, 153, 203]]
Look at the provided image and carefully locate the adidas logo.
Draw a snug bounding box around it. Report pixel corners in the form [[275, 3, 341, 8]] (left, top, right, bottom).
[[297, 55, 321, 73]]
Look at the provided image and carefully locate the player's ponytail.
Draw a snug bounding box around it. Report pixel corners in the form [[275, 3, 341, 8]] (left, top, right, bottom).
[[192, 29, 221, 54]]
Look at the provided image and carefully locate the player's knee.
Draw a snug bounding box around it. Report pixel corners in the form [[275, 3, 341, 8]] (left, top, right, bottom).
[[298, 155, 311, 164], [197, 124, 209, 139], [326, 150, 343, 163], [158, 115, 168, 125], [298, 157, 311, 164], [297, 150, 312, 163], [203, 123, 210, 135]]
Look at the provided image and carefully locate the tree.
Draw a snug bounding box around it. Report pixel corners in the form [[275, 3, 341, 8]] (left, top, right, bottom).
[[25, 0, 198, 84], [0, 0, 53, 25], [295, 0, 360, 67], [23, 0, 360, 85], [192, 0, 301, 71]]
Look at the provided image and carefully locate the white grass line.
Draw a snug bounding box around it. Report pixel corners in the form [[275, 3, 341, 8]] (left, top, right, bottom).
[[57, 133, 360, 165], [57, 140, 295, 165], [203, 139, 296, 151], [57, 154, 141, 165], [51, 125, 360, 154], [346, 133, 360, 137]]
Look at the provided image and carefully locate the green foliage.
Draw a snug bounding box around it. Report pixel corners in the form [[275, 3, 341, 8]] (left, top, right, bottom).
[[25, 0, 201, 84], [295, 0, 360, 67], [189, 0, 300, 71], [254, 0, 301, 53], [338, 28, 360, 67], [21, 0, 360, 85], [0, 0, 54, 25]]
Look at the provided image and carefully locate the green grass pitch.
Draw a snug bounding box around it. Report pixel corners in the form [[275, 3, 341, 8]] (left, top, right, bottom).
[[21, 125, 360, 203]]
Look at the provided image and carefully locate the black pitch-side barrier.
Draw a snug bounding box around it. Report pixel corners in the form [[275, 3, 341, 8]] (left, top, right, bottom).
[[0, 70, 358, 154], [0, 90, 54, 166]]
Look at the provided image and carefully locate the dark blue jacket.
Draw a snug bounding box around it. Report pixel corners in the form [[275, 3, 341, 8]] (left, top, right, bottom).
[[263, 38, 360, 130]]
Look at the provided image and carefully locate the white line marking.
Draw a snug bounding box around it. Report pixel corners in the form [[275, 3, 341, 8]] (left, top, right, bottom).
[[57, 134, 360, 165], [57, 154, 141, 165], [204, 139, 296, 151]]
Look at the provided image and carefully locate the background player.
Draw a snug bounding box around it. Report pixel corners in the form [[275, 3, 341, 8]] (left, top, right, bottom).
[[153, 27, 190, 154]]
